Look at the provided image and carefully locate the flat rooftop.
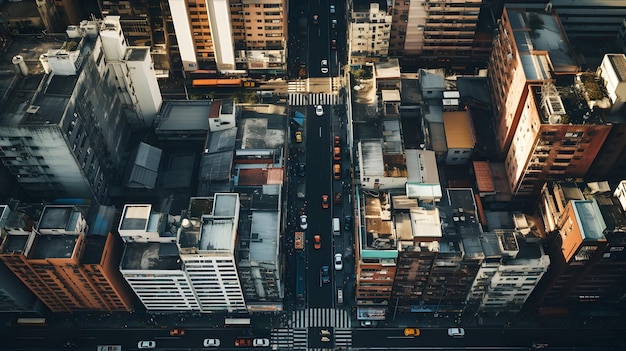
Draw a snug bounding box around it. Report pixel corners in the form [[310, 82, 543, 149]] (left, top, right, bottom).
[[120, 242, 181, 270], [30, 234, 78, 259], [37, 206, 77, 231]]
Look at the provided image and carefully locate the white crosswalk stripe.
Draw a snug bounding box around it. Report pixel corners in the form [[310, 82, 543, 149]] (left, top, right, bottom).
[[288, 93, 342, 106], [271, 328, 293, 350], [288, 81, 306, 93], [334, 328, 353, 349], [293, 328, 308, 349], [292, 308, 352, 328]]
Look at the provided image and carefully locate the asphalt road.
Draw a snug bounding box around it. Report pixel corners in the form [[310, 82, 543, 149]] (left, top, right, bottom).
[[0, 327, 271, 351], [304, 104, 334, 309]]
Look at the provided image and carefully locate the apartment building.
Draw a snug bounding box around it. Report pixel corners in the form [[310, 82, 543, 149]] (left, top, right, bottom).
[[0, 204, 47, 315], [493, 0, 626, 39], [442, 110, 475, 165], [0, 204, 133, 312], [466, 230, 549, 314], [388, 0, 482, 69], [531, 181, 626, 308], [349, 2, 392, 66], [0, 16, 161, 202], [489, 7, 612, 200]]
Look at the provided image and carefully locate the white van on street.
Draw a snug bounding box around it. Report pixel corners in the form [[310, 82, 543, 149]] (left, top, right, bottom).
[[333, 217, 340, 235]]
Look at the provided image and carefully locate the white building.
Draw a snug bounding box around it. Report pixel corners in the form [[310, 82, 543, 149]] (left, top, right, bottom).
[[119, 195, 247, 313], [349, 2, 392, 66], [178, 194, 247, 313], [467, 231, 549, 313]]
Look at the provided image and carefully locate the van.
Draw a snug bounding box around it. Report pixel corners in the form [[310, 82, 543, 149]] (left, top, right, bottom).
[[337, 289, 343, 304], [333, 218, 340, 235], [333, 164, 341, 179]]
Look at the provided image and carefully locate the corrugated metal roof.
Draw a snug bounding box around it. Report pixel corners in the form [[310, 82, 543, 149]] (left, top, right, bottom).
[[127, 142, 162, 189], [443, 111, 474, 149], [473, 161, 495, 194]]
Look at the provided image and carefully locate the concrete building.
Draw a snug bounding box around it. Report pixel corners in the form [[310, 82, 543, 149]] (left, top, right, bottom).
[[0, 204, 47, 315], [466, 230, 549, 314], [387, 0, 482, 69], [530, 181, 626, 308], [349, 2, 393, 66], [442, 110, 475, 165], [0, 16, 162, 203], [177, 195, 247, 313], [488, 7, 612, 201], [494, 0, 626, 39], [0, 204, 133, 312]]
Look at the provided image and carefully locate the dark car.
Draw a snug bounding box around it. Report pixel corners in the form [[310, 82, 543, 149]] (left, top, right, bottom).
[[297, 163, 305, 177], [344, 215, 352, 231], [321, 195, 329, 209], [321, 266, 330, 284], [331, 19, 337, 29], [313, 14, 319, 25], [330, 39, 337, 50]]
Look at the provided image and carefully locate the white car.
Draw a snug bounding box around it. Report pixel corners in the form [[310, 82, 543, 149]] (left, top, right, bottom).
[[321, 59, 329, 74], [299, 214, 308, 230], [448, 328, 465, 337], [334, 253, 343, 270], [203, 338, 220, 347], [138, 341, 156, 349], [315, 105, 324, 116], [253, 338, 270, 347]]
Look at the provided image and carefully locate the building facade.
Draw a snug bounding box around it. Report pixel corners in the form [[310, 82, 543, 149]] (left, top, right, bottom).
[[349, 2, 392, 66]]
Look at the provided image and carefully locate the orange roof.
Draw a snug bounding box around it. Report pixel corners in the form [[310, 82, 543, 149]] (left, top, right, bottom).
[[443, 111, 474, 149], [473, 161, 495, 194]]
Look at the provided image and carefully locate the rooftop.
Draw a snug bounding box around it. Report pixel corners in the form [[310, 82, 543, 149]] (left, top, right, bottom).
[[30, 234, 79, 259], [120, 242, 181, 270], [156, 100, 211, 132]]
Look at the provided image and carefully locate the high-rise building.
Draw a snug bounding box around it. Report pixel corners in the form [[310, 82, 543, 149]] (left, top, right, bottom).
[[387, 0, 482, 69], [0, 16, 161, 202], [348, 2, 393, 66], [488, 6, 611, 200], [531, 181, 626, 308], [0, 204, 133, 312], [119, 194, 248, 313]]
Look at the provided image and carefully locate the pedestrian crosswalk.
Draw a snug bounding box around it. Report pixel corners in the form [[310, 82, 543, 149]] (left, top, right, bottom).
[[288, 80, 306, 93], [289, 93, 342, 106], [271, 327, 352, 351], [292, 308, 351, 328]]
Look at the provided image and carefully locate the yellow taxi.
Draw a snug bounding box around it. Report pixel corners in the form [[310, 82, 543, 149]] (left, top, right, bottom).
[[404, 327, 420, 337], [295, 131, 303, 143]]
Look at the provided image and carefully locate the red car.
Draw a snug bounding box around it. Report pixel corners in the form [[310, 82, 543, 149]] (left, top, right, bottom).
[[235, 338, 251, 347], [314, 235, 321, 249], [322, 195, 329, 209], [334, 135, 340, 147]]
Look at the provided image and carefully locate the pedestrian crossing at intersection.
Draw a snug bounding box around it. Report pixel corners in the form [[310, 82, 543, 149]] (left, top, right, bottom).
[[292, 308, 351, 328], [288, 93, 342, 106]]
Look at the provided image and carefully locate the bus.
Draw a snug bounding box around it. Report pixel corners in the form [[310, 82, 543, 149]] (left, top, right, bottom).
[[192, 79, 244, 88], [224, 317, 251, 327], [17, 317, 47, 326]]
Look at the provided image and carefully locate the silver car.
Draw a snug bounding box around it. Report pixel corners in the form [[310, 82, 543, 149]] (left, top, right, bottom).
[[315, 105, 324, 116], [299, 214, 308, 230]]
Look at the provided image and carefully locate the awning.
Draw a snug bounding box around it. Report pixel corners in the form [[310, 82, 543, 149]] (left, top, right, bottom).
[[293, 111, 305, 125]]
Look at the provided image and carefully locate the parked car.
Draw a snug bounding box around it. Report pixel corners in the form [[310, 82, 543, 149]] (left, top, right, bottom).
[[297, 163, 305, 177], [344, 215, 352, 231], [334, 135, 340, 147], [448, 328, 465, 337], [138, 341, 156, 349], [330, 5, 336, 13], [253, 338, 270, 347], [235, 338, 252, 347], [330, 39, 337, 50], [295, 131, 302, 143], [315, 105, 324, 116], [321, 265, 331, 284], [334, 253, 343, 270], [314, 234, 321, 249], [203, 338, 220, 347], [299, 214, 308, 230], [170, 328, 185, 336], [331, 19, 337, 29], [322, 195, 329, 209], [404, 328, 420, 337]]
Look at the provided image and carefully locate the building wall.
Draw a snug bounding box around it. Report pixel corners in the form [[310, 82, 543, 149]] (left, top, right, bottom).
[[349, 3, 392, 66], [122, 269, 200, 311]]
